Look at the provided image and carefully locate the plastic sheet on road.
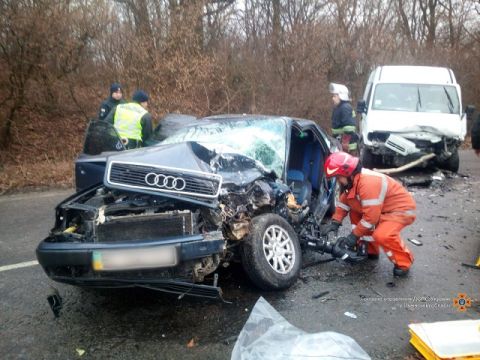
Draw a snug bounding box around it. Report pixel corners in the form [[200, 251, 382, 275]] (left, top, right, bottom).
[[231, 297, 371, 360]]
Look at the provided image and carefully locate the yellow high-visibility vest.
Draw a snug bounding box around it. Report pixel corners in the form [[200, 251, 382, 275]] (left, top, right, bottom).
[[113, 103, 147, 141]]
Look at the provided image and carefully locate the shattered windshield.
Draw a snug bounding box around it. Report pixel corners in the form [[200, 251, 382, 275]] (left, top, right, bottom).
[[372, 84, 460, 114], [162, 118, 287, 177]]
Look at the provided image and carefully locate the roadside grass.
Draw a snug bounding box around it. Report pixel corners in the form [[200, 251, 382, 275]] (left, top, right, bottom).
[[0, 110, 86, 194], [0, 161, 74, 194]]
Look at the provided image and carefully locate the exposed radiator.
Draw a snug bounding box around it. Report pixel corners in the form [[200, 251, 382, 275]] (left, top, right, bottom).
[[96, 211, 194, 243]]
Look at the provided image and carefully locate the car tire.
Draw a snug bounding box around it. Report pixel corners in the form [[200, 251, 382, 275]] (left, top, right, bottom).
[[240, 214, 301, 290], [361, 146, 375, 169], [440, 149, 459, 173]]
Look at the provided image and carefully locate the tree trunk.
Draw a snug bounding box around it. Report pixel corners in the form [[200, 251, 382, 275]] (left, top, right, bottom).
[[0, 103, 20, 149], [272, 0, 281, 62]]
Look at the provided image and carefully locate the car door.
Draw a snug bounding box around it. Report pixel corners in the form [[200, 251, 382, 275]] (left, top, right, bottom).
[[292, 121, 338, 222]]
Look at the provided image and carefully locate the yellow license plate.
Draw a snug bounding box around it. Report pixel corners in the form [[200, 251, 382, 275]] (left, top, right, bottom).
[[92, 246, 177, 271]]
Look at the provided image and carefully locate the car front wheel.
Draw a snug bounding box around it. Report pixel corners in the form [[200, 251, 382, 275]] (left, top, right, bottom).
[[440, 148, 459, 173], [361, 146, 376, 169], [240, 214, 301, 290]]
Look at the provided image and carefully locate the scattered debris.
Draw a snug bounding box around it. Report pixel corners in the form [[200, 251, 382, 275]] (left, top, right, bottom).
[[408, 238, 423, 246], [461, 263, 480, 270], [302, 258, 336, 269], [187, 338, 197, 348], [47, 287, 63, 318], [75, 348, 85, 357], [398, 168, 451, 189], [369, 288, 384, 297], [312, 291, 330, 300], [232, 297, 370, 359], [223, 335, 238, 345], [431, 171, 445, 182], [344, 312, 357, 319], [400, 174, 433, 187]]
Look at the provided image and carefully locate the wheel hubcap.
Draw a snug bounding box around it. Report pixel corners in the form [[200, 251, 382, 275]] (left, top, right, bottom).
[[262, 225, 295, 274]]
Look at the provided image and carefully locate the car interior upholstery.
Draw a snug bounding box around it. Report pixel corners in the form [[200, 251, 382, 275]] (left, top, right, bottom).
[[287, 129, 324, 205]]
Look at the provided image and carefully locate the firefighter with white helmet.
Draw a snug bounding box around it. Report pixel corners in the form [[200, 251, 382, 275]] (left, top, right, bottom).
[[329, 83, 358, 155]]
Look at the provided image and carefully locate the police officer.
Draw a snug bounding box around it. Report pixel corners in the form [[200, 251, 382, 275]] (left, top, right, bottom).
[[329, 83, 358, 155], [98, 83, 125, 121], [105, 90, 153, 149]]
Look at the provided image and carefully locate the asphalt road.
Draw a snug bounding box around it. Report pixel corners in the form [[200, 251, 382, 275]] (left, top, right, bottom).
[[1, 150, 479, 360]]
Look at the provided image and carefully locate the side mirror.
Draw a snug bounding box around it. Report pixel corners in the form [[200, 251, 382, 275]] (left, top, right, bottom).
[[356, 100, 367, 114], [465, 105, 475, 121]]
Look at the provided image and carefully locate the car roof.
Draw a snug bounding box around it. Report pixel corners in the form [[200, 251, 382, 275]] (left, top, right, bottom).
[[200, 114, 318, 127], [374, 66, 457, 85], [201, 114, 288, 122]]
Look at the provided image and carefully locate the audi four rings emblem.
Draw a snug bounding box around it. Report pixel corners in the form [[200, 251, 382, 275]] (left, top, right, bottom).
[[145, 173, 187, 191]]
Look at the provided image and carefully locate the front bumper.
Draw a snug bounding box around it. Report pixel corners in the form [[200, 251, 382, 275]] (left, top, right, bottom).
[[36, 233, 225, 288]]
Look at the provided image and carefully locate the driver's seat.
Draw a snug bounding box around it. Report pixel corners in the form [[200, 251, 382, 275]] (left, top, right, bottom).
[[287, 170, 312, 205]]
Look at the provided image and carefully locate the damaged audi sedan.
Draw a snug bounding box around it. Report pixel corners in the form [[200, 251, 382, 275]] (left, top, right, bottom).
[[36, 115, 338, 299]]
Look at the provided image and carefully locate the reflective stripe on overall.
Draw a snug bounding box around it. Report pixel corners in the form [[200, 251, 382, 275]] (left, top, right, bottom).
[[332, 169, 416, 268], [332, 125, 357, 151]]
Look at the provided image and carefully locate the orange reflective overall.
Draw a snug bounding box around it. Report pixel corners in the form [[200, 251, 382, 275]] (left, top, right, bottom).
[[333, 169, 416, 269]]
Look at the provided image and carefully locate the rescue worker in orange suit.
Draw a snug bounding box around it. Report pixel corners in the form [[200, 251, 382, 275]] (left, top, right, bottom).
[[322, 152, 416, 277]]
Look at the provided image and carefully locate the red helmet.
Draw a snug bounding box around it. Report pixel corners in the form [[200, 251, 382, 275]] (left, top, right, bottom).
[[324, 152, 359, 178]]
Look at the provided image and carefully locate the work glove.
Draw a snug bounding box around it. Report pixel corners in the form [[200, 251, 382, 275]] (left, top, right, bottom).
[[332, 233, 367, 264], [336, 232, 358, 249], [320, 221, 341, 236]]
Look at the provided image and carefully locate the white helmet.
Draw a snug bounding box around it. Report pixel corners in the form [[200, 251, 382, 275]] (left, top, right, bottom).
[[329, 83, 350, 101]]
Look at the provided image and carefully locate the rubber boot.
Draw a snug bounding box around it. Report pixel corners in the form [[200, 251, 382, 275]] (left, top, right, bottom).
[[393, 266, 410, 277]]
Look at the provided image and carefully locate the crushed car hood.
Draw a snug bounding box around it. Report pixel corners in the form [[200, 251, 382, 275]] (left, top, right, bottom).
[[106, 142, 212, 173], [364, 111, 464, 139], [104, 142, 275, 194]]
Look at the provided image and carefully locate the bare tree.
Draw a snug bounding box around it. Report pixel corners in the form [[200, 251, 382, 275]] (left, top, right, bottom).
[[0, 0, 479, 158]]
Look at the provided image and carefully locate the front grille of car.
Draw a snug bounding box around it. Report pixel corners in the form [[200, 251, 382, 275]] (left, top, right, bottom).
[[107, 161, 222, 198], [409, 139, 435, 150], [96, 211, 194, 243], [368, 132, 389, 143]]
